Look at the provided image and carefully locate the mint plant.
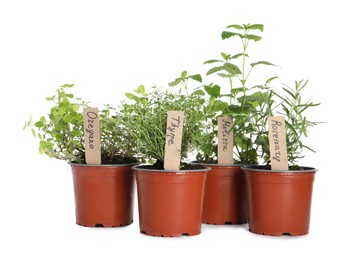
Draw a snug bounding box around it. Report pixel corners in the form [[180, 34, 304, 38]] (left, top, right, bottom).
[[200, 23, 278, 164], [24, 84, 137, 164]]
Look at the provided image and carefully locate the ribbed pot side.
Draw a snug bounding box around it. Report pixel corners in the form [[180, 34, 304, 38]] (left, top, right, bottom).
[[243, 166, 316, 236], [71, 164, 136, 227], [134, 166, 210, 237], [201, 164, 247, 225]]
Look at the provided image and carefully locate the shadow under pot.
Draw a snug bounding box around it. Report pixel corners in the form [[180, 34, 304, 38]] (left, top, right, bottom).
[[71, 163, 137, 227], [133, 165, 210, 237], [198, 163, 248, 225], [242, 165, 317, 236]]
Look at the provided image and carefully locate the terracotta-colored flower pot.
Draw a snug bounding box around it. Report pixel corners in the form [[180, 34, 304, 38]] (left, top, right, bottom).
[[201, 164, 247, 225], [71, 163, 136, 227], [134, 166, 210, 237], [242, 165, 317, 236]]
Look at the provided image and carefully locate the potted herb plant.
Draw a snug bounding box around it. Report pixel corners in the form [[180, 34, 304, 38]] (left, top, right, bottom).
[[242, 79, 320, 236], [194, 23, 278, 225], [124, 74, 211, 237], [24, 84, 139, 227]]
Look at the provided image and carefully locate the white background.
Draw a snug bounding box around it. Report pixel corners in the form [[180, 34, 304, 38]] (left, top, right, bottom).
[[1, 0, 362, 259]]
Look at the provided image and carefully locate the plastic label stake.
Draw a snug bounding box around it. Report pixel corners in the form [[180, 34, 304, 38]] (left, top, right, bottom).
[[218, 116, 234, 164], [164, 111, 184, 170], [83, 108, 101, 164], [268, 116, 288, 170]]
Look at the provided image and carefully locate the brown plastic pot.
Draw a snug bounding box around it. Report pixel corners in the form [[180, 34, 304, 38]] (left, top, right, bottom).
[[71, 163, 137, 227], [242, 165, 317, 236], [133, 165, 210, 237], [200, 164, 247, 225]]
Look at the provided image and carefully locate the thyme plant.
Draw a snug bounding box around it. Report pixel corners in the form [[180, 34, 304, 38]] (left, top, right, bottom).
[[124, 73, 207, 168]]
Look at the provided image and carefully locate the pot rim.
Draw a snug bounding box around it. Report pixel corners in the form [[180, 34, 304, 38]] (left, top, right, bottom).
[[191, 162, 252, 167], [132, 165, 211, 173], [241, 165, 318, 173], [70, 162, 140, 167]]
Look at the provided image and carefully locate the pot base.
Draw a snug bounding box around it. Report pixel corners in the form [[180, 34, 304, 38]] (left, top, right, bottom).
[[140, 230, 200, 237], [204, 221, 243, 225], [249, 228, 308, 236], [76, 220, 133, 228]]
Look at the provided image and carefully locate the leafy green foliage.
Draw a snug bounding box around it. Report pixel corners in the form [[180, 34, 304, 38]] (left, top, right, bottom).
[[198, 23, 320, 167], [200, 23, 278, 164], [124, 73, 207, 166], [24, 84, 138, 164], [265, 80, 320, 165], [168, 71, 203, 96]]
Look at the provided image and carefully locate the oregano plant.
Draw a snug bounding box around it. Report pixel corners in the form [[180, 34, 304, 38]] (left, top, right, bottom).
[[24, 84, 138, 164]]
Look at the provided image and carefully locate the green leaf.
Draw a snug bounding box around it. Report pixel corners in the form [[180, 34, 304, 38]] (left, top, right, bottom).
[[75, 113, 83, 121], [265, 76, 279, 84], [192, 90, 205, 96], [228, 104, 242, 113], [55, 134, 63, 141], [168, 78, 181, 87], [283, 87, 296, 99], [221, 53, 228, 59], [203, 59, 222, 64], [46, 95, 55, 101], [135, 85, 147, 96], [213, 100, 228, 112], [245, 34, 262, 41], [250, 61, 277, 67], [246, 24, 264, 32], [71, 130, 82, 137], [206, 66, 224, 76], [226, 24, 244, 30], [204, 84, 220, 98], [189, 74, 202, 83], [23, 116, 32, 130], [125, 92, 138, 100], [231, 53, 248, 59], [181, 71, 188, 78], [63, 114, 73, 123], [221, 31, 244, 40], [31, 128, 36, 137], [71, 104, 80, 112], [34, 121, 43, 128], [231, 87, 245, 96], [217, 73, 235, 78], [62, 84, 74, 89], [223, 63, 241, 75]]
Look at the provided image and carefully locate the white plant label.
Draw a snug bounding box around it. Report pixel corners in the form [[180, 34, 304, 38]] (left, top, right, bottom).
[[83, 108, 101, 164], [164, 111, 184, 170], [268, 116, 288, 170], [218, 116, 234, 164]]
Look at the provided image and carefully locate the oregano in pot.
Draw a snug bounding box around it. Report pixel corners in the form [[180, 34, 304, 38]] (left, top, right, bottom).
[[24, 84, 138, 227]]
